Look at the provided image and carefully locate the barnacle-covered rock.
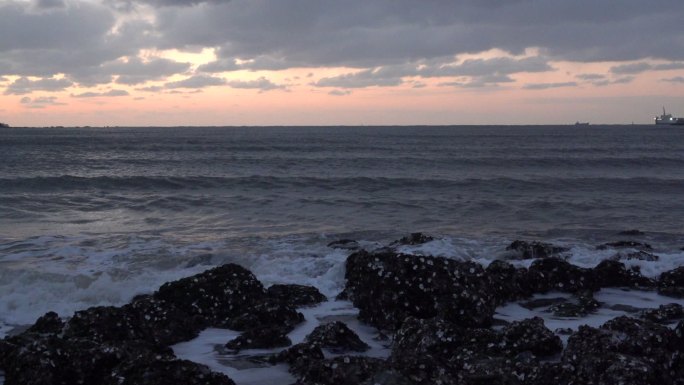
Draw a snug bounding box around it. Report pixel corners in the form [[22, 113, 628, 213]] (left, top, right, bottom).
[[500, 317, 562, 357], [304, 321, 369, 353], [641, 303, 684, 324], [593, 259, 655, 288], [527, 257, 597, 293], [562, 316, 677, 385], [390, 232, 435, 246], [505, 240, 569, 260], [266, 284, 327, 307], [486, 260, 534, 303], [658, 266, 684, 298], [294, 356, 387, 385], [343, 250, 497, 330], [107, 358, 236, 385], [225, 326, 292, 352]]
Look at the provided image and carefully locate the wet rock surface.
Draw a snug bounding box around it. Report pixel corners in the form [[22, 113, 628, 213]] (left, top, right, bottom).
[[0, 263, 305, 385], [267, 284, 327, 307], [505, 240, 569, 260], [343, 250, 497, 330], [305, 321, 370, 353], [658, 266, 684, 298], [597, 240, 653, 250], [390, 232, 435, 246], [3, 248, 684, 385]]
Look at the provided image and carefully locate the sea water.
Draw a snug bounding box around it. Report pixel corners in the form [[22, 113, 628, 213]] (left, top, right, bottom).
[[2, 125, 684, 383]]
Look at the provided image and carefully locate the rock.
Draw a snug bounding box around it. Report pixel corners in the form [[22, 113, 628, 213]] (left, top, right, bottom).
[[562, 316, 677, 385], [225, 326, 292, 352], [124, 295, 203, 346], [593, 259, 655, 288], [499, 317, 562, 357], [610, 250, 659, 262], [548, 291, 599, 318], [304, 321, 369, 353], [485, 260, 534, 303], [272, 343, 325, 375], [641, 303, 684, 324], [327, 239, 362, 251], [390, 317, 500, 384], [343, 250, 497, 330], [527, 257, 597, 293], [390, 232, 434, 246], [505, 240, 569, 260], [618, 229, 645, 236], [108, 358, 236, 385], [224, 297, 304, 331], [359, 369, 414, 385], [153, 263, 267, 328], [266, 284, 327, 307], [294, 356, 386, 385], [658, 266, 684, 298], [519, 297, 567, 310], [597, 240, 653, 250], [25, 311, 63, 334]]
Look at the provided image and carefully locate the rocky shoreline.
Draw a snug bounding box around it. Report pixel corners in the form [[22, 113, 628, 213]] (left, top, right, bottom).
[[2, 234, 684, 385]]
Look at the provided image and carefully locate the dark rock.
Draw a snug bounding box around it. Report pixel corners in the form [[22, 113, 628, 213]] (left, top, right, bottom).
[[548, 291, 599, 318], [618, 229, 645, 236], [359, 369, 414, 385], [25, 311, 63, 334], [390, 317, 499, 384], [153, 263, 267, 328], [124, 295, 203, 346], [390, 232, 434, 246], [305, 321, 369, 353], [641, 303, 684, 324], [562, 316, 677, 385], [593, 259, 655, 288], [610, 250, 659, 262], [266, 284, 327, 307], [108, 358, 236, 385], [272, 343, 325, 375], [519, 297, 567, 310], [485, 260, 534, 303], [343, 250, 497, 330], [64, 305, 144, 343], [505, 240, 569, 260], [527, 257, 597, 293], [500, 317, 562, 357], [224, 297, 304, 331], [294, 356, 386, 385], [607, 303, 645, 313], [658, 266, 684, 298], [597, 240, 653, 250], [225, 326, 292, 352], [327, 239, 362, 251]]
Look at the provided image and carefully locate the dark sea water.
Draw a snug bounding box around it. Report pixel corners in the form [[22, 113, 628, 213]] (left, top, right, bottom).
[[1, 125, 684, 331]]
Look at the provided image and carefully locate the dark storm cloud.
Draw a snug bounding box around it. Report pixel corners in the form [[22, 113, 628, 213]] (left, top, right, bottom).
[[35, 0, 66, 9], [108, 57, 192, 85], [153, 0, 684, 69]]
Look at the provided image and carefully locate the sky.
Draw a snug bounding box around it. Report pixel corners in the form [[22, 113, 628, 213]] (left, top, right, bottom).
[[1, 0, 683, 126]]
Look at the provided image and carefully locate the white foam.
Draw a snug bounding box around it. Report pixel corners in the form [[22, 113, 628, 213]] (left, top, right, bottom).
[[173, 300, 390, 385]]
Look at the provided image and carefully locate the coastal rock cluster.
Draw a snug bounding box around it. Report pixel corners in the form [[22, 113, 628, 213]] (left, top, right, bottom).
[[2, 234, 684, 384]]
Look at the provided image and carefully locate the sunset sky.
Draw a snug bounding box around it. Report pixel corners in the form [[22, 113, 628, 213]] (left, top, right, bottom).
[[1, 0, 683, 126]]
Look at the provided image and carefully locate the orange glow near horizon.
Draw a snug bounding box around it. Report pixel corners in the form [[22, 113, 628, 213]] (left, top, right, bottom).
[[2, 53, 683, 127]]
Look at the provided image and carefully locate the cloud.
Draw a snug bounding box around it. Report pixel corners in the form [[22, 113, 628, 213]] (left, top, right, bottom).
[[661, 76, 684, 84], [137, 85, 164, 92], [226, 77, 285, 91], [592, 76, 634, 87], [19, 95, 66, 108], [71, 89, 130, 98], [328, 89, 352, 96], [4, 77, 72, 95], [164, 74, 226, 89], [441, 74, 516, 88], [314, 68, 404, 89], [610, 61, 684, 74], [419, 56, 553, 78], [576, 73, 606, 80], [523, 81, 578, 90], [34, 0, 66, 9], [93, 57, 192, 85]]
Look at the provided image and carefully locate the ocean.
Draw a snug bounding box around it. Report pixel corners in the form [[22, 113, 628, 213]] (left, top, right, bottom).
[[2, 125, 684, 382]]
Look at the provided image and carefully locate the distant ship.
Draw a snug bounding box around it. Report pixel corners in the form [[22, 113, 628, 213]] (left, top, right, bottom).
[[0, 122, 9, 128], [574, 122, 590, 126], [655, 107, 684, 125]]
